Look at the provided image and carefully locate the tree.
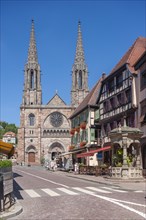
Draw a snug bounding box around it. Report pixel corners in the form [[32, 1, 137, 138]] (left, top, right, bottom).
[[0, 121, 18, 139]]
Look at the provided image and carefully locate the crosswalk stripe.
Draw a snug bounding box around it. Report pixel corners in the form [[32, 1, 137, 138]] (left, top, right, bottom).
[[72, 187, 95, 195], [25, 189, 41, 198], [41, 188, 60, 197], [86, 187, 112, 194], [101, 187, 127, 193], [22, 186, 142, 199], [57, 188, 79, 195]]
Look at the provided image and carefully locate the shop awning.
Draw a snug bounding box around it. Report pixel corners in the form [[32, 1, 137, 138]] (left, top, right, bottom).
[[58, 148, 85, 157], [77, 146, 111, 158], [0, 140, 14, 157]]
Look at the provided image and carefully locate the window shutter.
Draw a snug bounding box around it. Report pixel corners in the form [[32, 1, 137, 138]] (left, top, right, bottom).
[[95, 109, 99, 120], [90, 128, 95, 141]]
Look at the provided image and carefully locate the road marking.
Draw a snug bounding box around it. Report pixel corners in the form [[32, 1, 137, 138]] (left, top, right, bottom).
[[91, 194, 146, 219], [25, 189, 41, 198], [134, 190, 143, 193], [41, 188, 60, 197], [57, 188, 79, 195], [14, 169, 69, 188], [72, 187, 95, 195], [101, 186, 127, 193], [86, 187, 112, 194], [111, 198, 146, 207], [72, 187, 146, 219]]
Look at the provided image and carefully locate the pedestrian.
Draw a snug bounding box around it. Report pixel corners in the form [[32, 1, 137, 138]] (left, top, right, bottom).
[[50, 160, 54, 171], [74, 162, 79, 174]]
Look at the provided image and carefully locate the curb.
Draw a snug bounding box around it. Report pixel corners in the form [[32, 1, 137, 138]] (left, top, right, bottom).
[[0, 200, 23, 220], [66, 174, 118, 186]]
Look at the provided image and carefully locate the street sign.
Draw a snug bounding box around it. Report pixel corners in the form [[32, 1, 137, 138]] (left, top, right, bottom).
[[97, 152, 103, 160]]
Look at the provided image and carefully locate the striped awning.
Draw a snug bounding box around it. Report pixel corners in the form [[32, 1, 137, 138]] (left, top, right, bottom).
[[77, 146, 111, 158]]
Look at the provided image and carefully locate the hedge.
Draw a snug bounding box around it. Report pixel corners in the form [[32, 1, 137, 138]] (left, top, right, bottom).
[[0, 160, 12, 168]]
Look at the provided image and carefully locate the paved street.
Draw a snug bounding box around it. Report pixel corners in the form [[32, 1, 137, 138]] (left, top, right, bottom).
[[9, 165, 146, 220]]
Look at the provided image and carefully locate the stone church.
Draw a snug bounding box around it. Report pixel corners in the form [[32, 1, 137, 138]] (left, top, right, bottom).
[[17, 20, 89, 165]]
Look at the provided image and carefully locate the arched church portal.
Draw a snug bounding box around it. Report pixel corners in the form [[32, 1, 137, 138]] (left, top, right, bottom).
[[49, 142, 64, 160], [26, 145, 37, 163]]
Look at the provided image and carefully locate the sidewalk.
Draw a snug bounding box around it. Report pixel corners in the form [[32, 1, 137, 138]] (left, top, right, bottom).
[[0, 199, 23, 220], [28, 165, 146, 191], [1, 166, 145, 219], [55, 170, 146, 191]]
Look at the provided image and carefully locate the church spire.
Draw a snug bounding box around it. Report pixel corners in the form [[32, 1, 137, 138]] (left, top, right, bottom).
[[75, 21, 85, 64], [28, 19, 38, 63], [71, 21, 89, 107], [22, 20, 42, 106]]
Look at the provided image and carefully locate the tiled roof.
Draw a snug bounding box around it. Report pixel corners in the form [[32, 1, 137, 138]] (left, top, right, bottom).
[[110, 37, 146, 74], [70, 77, 103, 118], [3, 131, 16, 137]]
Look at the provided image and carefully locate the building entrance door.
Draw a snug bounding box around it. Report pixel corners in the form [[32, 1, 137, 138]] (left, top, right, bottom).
[[28, 152, 35, 162]]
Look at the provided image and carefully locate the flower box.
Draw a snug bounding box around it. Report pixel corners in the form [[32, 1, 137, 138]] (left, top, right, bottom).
[[70, 128, 75, 135], [75, 126, 80, 133], [80, 122, 86, 129], [80, 142, 86, 147], [68, 146, 75, 151]]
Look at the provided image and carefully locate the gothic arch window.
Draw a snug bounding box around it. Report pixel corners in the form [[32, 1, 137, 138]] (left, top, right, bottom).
[[79, 70, 82, 89], [29, 113, 35, 126], [30, 69, 34, 89]]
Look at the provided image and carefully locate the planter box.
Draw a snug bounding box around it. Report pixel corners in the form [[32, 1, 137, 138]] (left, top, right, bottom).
[[0, 166, 13, 196], [0, 166, 12, 173]]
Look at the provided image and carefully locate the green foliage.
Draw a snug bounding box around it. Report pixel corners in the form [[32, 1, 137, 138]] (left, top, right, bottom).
[[79, 163, 84, 167], [0, 160, 12, 168], [40, 156, 45, 165], [0, 121, 18, 139]]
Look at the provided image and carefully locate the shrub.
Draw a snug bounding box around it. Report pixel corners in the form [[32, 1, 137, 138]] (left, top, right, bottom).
[[0, 160, 12, 168]]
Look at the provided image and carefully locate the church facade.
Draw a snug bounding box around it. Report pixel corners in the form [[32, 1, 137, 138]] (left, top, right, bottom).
[[17, 20, 89, 165]]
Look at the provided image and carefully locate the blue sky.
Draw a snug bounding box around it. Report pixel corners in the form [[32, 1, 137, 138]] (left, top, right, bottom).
[[1, 0, 146, 126]]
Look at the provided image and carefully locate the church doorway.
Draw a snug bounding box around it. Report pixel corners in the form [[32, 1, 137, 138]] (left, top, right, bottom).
[[51, 151, 61, 160], [49, 142, 64, 161], [28, 152, 35, 162]]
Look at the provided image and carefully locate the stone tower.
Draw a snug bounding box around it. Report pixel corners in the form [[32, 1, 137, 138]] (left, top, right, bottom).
[[71, 21, 89, 107], [22, 20, 42, 106]]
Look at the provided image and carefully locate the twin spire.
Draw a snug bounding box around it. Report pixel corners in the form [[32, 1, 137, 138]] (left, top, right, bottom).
[[75, 21, 85, 64], [28, 20, 85, 65], [28, 19, 38, 63]]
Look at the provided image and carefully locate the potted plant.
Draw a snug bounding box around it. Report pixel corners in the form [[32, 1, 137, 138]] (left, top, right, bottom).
[[80, 141, 86, 147], [70, 128, 75, 135], [80, 122, 86, 129], [0, 160, 12, 173], [68, 145, 75, 151]]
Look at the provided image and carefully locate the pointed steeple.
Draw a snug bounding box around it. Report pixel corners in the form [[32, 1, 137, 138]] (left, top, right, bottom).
[[22, 20, 42, 106], [75, 21, 85, 64], [71, 21, 89, 107], [28, 19, 38, 63]]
